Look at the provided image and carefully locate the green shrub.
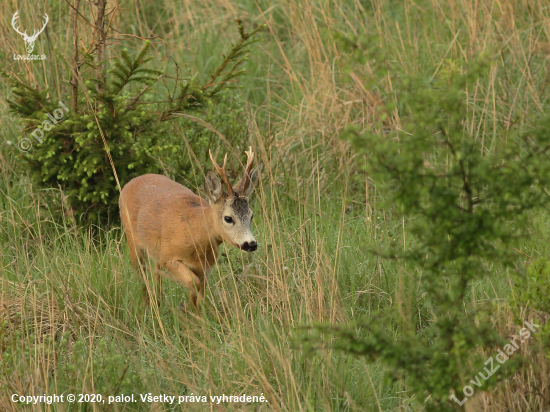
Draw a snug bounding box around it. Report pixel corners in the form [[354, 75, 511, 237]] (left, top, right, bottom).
[[302, 49, 550, 411], [3, 21, 261, 226], [512, 258, 550, 351]]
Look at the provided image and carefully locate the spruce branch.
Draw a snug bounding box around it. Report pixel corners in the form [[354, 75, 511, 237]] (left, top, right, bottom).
[[200, 19, 264, 93]]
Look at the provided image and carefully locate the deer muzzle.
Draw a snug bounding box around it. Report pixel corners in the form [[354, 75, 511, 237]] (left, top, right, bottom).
[[241, 240, 258, 252]]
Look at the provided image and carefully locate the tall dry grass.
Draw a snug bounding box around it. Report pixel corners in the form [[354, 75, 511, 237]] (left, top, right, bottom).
[[1, 0, 550, 410]]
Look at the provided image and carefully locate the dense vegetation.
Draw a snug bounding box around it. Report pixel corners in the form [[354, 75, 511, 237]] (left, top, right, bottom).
[[3, 22, 260, 225], [1, 0, 550, 411]]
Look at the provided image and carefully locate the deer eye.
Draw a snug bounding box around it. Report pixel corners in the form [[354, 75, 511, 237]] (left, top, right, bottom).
[[224, 216, 233, 223]]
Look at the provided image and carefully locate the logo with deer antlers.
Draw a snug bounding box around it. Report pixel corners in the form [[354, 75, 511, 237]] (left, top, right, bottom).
[[11, 11, 49, 55]]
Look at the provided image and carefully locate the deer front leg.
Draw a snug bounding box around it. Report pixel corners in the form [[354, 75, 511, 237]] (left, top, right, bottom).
[[161, 260, 204, 310]]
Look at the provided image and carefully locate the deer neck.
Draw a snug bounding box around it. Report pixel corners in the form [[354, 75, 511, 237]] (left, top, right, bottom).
[[206, 205, 224, 247]]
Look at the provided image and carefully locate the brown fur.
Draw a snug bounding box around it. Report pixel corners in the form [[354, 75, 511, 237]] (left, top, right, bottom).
[[119, 148, 260, 309]]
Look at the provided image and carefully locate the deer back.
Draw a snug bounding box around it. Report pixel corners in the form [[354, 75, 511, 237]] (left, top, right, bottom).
[[119, 174, 221, 274]]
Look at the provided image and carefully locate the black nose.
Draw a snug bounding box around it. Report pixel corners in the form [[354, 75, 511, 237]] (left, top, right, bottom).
[[242, 241, 257, 252]]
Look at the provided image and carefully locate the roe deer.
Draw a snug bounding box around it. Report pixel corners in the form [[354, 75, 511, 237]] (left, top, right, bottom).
[[119, 147, 261, 310]]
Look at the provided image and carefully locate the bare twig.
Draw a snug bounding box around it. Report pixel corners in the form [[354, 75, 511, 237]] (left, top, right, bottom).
[[94, 0, 107, 93], [126, 74, 164, 107], [71, 0, 81, 111]]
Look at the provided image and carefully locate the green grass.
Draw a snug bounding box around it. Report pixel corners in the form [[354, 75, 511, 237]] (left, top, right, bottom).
[[0, 158, 402, 411], [2, 0, 550, 410]]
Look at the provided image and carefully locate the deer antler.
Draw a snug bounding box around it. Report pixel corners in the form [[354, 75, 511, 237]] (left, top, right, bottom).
[[209, 150, 235, 197], [233, 146, 255, 196], [11, 11, 28, 38], [28, 13, 48, 41]]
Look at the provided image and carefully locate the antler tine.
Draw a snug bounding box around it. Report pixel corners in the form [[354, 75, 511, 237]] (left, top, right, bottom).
[[41, 13, 49, 30], [243, 145, 255, 181], [29, 13, 48, 40], [11, 11, 27, 37], [245, 146, 255, 171], [209, 150, 235, 197], [233, 146, 255, 195]]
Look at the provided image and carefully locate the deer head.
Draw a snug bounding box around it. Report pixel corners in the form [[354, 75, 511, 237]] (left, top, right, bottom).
[[12, 11, 49, 54], [205, 147, 261, 252]]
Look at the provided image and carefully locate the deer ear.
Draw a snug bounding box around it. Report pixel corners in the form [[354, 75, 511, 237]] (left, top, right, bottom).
[[205, 171, 223, 203], [243, 163, 262, 198]]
